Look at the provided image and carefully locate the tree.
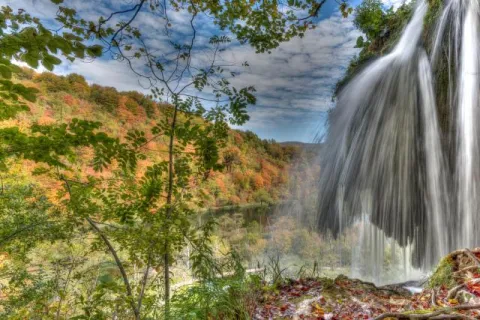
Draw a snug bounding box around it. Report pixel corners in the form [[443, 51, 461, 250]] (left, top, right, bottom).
[[34, 72, 70, 92], [354, 0, 385, 40], [65, 73, 91, 98], [89, 84, 119, 113], [0, 0, 353, 317], [253, 188, 274, 205], [222, 145, 243, 172]]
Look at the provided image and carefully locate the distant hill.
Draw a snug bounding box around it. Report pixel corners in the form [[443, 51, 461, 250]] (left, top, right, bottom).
[[7, 68, 302, 208], [279, 141, 319, 147]]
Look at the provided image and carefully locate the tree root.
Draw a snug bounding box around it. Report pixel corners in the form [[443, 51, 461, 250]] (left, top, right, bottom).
[[373, 304, 480, 320], [464, 249, 480, 267], [448, 284, 467, 299], [448, 279, 480, 299], [448, 248, 480, 259], [454, 266, 480, 277], [347, 276, 408, 296], [455, 290, 475, 304], [431, 289, 438, 307]]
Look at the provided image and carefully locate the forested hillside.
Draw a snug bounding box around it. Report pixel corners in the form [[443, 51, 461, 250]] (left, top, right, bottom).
[[4, 68, 298, 208], [0, 66, 312, 318], [0, 0, 338, 315]]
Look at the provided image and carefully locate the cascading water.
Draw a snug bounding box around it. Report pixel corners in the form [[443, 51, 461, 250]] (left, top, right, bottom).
[[317, 0, 480, 282], [456, 0, 480, 249]]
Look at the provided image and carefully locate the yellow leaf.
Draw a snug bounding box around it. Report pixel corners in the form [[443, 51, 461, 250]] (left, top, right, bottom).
[[312, 302, 325, 315]]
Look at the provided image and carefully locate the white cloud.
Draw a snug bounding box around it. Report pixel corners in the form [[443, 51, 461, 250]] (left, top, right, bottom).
[[1, 0, 362, 142], [382, 0, 412, 9]]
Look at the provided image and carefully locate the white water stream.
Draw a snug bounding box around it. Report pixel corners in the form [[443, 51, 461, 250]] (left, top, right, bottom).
[[317, 0, 480, 283]]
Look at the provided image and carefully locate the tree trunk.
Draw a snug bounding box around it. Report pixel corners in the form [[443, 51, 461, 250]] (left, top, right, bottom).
[[164, 101, 179, 318]]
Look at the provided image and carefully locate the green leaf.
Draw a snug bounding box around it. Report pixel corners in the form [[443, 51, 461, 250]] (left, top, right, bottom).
[[86, 44, 103, 57], [0, 65, 12, 79], [355, 36, 365, 48]]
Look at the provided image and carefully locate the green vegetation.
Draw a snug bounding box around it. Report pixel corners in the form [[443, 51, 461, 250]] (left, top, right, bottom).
[[0, 0, 345, 318], [8, 68, 297, 207], [424, 0, 444, 36], [427, 256, 456, 289], [0, 66, 303, 318], [335, 0, 414, 94]]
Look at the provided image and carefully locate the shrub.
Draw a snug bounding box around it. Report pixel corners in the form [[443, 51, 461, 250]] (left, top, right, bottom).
[[168, 272, 260, 319], [16, 67, 35, 80], [65, 73, 90, 98], [34, 72, 69, 92], [90, 84, 119, 112], [62, 94, 76, 106], [252, 174, 264, 190], [125, 91, 156, 118]]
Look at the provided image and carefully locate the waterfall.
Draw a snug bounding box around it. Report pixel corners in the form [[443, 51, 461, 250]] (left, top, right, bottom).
[[457, 0, 480, 249], [317, 0, 480, 282]]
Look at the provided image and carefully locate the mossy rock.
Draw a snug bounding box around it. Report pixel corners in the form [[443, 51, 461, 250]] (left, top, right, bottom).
[[427, 256, 456, 289]]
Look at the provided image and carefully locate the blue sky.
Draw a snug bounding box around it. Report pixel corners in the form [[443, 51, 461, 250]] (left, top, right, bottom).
[[2, 0, 400, 142]]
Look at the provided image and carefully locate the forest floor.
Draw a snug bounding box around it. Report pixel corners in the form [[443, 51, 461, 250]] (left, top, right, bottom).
[[252, 249, 480, 319]]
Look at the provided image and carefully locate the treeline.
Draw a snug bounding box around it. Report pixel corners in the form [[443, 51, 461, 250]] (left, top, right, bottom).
[[18, 68, 160, 118], [240, 130, 301, 162]]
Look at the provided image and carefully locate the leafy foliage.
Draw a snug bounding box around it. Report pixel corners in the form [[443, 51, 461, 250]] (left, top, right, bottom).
[[335, 0, 414, 94], [0, 5, 102, 121], [0, 1, 309, 318], [354, 0, 386, 40], [50, 0, 352, 54]]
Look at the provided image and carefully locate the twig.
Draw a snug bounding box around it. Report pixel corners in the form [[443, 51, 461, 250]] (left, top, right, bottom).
[[297, 0, 327, 21], [137, 253, 152, 315], [86, 217, 140, 319], [60, 176, 140, 320], [454, 266, 480, 277], [110, 0, 147, 47]]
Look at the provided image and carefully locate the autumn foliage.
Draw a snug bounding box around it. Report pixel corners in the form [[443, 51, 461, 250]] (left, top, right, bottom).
[[12, 68, 301, 208]]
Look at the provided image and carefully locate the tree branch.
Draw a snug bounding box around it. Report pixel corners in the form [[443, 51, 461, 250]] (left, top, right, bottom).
[[297, 0, 327, 21], [86, 217, 140, 320], [60, 176, 140, 320], [111, 0, 147, 47], [137, 253, 152, 314]]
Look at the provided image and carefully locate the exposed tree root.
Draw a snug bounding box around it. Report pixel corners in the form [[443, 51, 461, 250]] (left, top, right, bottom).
[[374, 304, 480, 320], [454, 266, 480, 277], [253, 249, 480, 319], [448, 279, 480, 299], [448, 284, 468, 299], [464, 249, 480, 267]]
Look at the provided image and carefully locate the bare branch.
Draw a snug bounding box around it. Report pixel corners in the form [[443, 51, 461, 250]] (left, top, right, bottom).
[[297, 0, 327, 21], [111, 0, 147, 47]]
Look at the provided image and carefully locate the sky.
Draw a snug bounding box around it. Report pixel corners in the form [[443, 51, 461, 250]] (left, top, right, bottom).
[[2, 0, 402, 142]]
